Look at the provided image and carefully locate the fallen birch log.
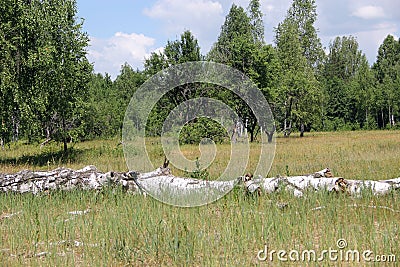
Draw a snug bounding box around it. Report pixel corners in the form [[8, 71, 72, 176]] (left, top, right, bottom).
[[0, 165, 139, 195], [0, 165, 399, 197], [252, 170, 400, 197]]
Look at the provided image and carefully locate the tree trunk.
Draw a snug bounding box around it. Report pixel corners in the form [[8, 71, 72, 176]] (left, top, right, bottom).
[[299, 123, 305, 137], [63, 139, 68, 152], [248, 123, 256, 142], [284, 100, 288, 137], [265, 125, 275, 143], [62, 117, 68, 152], [1, 166, 399, 197], [284, 98, 293, 137], [12, 113, 19, 142], [284, 120, 292, 137]]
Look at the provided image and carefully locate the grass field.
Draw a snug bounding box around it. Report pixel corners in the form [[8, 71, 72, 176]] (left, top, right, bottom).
[[0, 130, 399, 265]]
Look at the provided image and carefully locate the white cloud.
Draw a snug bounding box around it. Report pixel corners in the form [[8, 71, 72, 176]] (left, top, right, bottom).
[[87, 32, 158, 79], [264, 4, 274, 13], [143, 0, 224, 53], [314, 0, 399, 63], [84, 0, 399, 76], [320, 21, 398, 64], [354, 22, 398, 63], [260, 0, 292, 42], [144, 0, 223, 19], [352, 5, 385, 19]]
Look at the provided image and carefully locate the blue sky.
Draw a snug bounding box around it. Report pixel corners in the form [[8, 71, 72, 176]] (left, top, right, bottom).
[[77, 0, 400, 79]]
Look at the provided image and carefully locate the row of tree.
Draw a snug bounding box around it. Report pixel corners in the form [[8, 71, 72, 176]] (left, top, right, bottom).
[[1, 0, 400, 149], [1, 0, 91, 150]]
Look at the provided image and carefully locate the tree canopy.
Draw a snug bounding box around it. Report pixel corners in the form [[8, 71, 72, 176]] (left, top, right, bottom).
[[0, 0, 92, 151], [1, 0, 399, 150]]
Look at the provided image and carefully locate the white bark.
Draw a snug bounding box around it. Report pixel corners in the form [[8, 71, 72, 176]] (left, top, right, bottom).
[[255, 174, 400, 197], [0, 166, 399, 197]]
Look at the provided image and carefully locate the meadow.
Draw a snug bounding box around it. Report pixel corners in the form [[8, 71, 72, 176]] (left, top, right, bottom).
[[0, 130, 399, 266]]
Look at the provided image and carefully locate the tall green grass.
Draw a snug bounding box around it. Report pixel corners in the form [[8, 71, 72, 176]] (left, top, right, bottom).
[[0, 131, 399, 265]]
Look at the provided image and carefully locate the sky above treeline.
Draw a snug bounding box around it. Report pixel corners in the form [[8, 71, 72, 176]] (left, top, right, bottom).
[[77, 0, 400, 79]]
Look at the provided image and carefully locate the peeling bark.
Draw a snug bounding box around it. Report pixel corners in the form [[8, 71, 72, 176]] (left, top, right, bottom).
[[0, 166, 399, 197]]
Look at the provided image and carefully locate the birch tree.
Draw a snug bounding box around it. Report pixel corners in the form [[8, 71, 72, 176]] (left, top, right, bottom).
[[274, 13, 321, 137], [372, 35, 400, 128]]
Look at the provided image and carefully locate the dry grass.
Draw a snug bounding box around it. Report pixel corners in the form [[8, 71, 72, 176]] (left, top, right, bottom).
[[2, 130, 399, 180], [0, 130, 399, 266]]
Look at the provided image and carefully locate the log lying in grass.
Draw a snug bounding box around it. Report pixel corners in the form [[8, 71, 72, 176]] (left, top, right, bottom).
[[253, 172, 400, 197], [0, 166, 399, 197], [0, 166, 139, 194]]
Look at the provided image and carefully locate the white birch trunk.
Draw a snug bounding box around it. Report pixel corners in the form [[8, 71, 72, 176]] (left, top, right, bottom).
[[0, 166, 399, 197]]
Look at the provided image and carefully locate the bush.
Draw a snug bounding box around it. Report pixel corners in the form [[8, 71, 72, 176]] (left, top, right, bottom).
[[323, 117, 361, 131], [179, 117, 229, 145]]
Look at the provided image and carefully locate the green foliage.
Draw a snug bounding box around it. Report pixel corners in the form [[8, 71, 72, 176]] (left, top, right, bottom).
[[372, 35, 400, 128], [0, 0, 92, 150], [84, 73, 115, 138], [284, 0, 325, 72], [247, 0, 265, 44], [145, 30, 202, 75], [208, 3, 279, 141], [112, 64, 146, 132], [184, 157, 211, 180], [92, 1, 398, 139], [179, 117, 228, 145], [1, 132, 400, 265], [274, 6, 322, 136], [322, 36, 377, 130], [142, 31, 207, 137], [2, 0, 399, 147]]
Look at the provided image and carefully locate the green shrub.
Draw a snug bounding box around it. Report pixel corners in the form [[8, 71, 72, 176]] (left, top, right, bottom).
[[179, 117, 229, 145]]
